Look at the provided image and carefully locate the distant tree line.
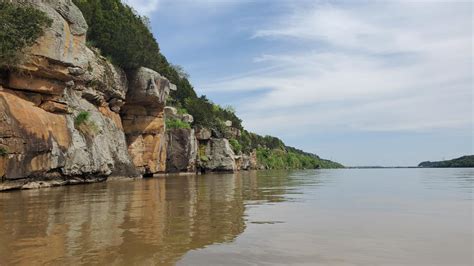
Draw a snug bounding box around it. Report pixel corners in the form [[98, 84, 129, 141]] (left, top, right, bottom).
[[419, 155, 474, 168]]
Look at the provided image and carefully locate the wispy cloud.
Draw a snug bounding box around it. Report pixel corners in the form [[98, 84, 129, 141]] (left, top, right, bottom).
[[202, 1, 472, 133]]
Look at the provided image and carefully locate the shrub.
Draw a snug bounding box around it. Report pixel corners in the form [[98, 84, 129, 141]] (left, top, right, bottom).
[[229, 139, 242, 154], [73, 0, 243, 132], [73, 0, 158, 69], [74, 111, 99, 137], [166, 118, 190, 130], [0, 2, 52, 67], [177, 107, 188, 115], [0, 147, 8, 156], [75, 111, 91, 126]]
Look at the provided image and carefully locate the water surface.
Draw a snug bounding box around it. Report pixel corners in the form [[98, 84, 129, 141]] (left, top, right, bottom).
[[0, 169, 472, 265]]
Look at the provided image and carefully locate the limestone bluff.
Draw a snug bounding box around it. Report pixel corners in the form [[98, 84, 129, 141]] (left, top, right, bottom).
[[0, 0, 256, 190], [0, 0, 340, 190]]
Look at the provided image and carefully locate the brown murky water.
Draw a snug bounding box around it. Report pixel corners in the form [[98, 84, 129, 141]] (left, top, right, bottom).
[[0, 169, 472, 265]]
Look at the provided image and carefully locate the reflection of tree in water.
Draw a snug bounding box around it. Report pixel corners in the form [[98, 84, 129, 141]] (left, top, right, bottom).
[[0, 170, 320, 265]]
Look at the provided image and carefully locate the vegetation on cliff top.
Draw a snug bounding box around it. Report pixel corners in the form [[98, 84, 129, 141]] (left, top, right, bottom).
[[0, 2, 52, 67], [74, 0, 242, 131], [418, 155, 474, 168], [73, 0, 342, 169], [166, 118, 191, 130]]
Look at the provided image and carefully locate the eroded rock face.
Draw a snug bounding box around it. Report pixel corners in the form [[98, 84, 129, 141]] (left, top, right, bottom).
[[121, 67, 173, 175], [0, 0, 136, 188], [0, 0, 246, 190], [200, 138, 236, 172], [23, 0, 89, 66], [166, 129, 197, 173], [224, 127, 241, 139]]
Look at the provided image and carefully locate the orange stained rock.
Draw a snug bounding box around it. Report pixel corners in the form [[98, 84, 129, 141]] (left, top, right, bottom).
[[8, 72, 65, 95], [0, 88, 71, 149], [99, 106, 123, 130]]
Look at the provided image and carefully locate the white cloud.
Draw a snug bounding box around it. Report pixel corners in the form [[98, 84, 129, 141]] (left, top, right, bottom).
[[201, 1, 473, 134]]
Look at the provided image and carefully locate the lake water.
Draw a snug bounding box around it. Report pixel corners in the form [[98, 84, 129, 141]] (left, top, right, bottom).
[[0, 169, 472, 265]]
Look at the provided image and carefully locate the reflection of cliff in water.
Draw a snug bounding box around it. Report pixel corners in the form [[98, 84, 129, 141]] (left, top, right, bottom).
[[0, 170, 318, 265]]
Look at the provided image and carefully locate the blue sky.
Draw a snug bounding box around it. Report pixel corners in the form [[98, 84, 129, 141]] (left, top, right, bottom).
[[125, 0, 473, 166]]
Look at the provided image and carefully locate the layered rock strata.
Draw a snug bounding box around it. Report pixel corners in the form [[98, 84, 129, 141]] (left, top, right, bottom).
[[121, 67, 174, 175], [0, 0, 135, 189], [0, 0, 257, 190]]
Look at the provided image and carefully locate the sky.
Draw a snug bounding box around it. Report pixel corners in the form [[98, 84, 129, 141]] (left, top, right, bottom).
[[125, 0, 473, 166]]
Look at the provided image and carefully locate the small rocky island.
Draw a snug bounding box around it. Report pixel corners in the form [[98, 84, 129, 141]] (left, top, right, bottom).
[[0, 0, 341, 191]]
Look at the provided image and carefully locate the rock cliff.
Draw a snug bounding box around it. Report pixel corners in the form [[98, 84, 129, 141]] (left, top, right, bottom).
[[0, 0, 137, 189], [0, 0, 256, 190], [121, 67, 174, 175]]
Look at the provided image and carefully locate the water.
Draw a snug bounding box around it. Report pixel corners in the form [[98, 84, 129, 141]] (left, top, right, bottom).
[[0, 169, 472, 265]]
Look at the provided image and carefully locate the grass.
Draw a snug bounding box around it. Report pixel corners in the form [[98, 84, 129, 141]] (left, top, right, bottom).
[[229, 139, 242, 154], [74, 111, 99, 137], [166, 118, 190, 130], [74, 111, 90, 126]]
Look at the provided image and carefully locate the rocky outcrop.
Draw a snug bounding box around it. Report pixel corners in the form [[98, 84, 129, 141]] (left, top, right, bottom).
[[121, 67, 174, 175], [164, 106, 193, 123], [199, 138, 236, 172], [195, 127, 212, 141], [224, 127, 241, 139], [0, 0, 135, 189], [166, 128, 198, 173], [0, 0, 256, 190]]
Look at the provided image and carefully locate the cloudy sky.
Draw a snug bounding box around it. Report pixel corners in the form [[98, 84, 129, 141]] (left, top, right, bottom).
[[125, 0, 473, 166]]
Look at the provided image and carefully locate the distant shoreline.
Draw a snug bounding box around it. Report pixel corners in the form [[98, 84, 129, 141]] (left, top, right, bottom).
[[344, 166, 473, 169]]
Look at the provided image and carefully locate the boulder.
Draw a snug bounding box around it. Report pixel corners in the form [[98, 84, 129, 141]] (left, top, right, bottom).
[[200, 138, 236, 172], [224, 127, 241, 139], [127, 67, 172, 107], [195, 127, 212, 140], [224, 120, 232, 127], [166, 129, 198, 173], [164, 106, 179, 119], [181, 114, 194, 123]]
